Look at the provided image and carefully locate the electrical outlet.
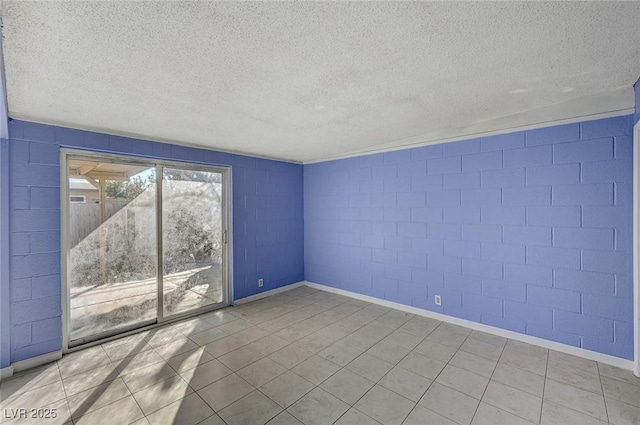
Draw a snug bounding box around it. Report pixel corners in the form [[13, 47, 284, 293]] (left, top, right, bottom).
[[258, 278, 264, 287], [434, 295, 442, 306]]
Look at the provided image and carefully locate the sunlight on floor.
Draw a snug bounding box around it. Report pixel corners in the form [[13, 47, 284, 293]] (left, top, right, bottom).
[[2, 285, 640, 425]]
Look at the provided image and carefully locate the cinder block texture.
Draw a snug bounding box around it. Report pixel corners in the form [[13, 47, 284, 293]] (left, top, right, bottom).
[[304, 115, 634, 359], [7, 120, 303, 363]]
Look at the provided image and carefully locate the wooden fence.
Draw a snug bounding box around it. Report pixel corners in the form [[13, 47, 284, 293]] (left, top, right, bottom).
[[70, 199, 128, 246]]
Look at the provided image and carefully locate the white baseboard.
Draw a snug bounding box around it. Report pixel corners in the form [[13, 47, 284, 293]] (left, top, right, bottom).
[[10, 350, 62, 375], [233, 281, 305, 306], [303, 281, 635, 371], [0, 365, 14, 381]]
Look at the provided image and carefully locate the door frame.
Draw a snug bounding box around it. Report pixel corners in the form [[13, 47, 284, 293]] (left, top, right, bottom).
[[60, 148, 232, 351], [157, 162, 231, 322]]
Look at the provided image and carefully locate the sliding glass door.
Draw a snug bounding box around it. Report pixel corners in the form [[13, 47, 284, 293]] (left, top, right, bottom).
[[64, 152, 229, 347], [66, 158, 157, 343], [161, 167, 225, 317]]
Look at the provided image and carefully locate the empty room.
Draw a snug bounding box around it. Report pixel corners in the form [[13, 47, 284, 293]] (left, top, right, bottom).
[[1, 1, 640, 425]]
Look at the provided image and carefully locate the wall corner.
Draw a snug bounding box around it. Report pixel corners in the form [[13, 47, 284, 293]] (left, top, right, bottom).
[[634, 77, 640, 125], [0, 36, 10, 368]]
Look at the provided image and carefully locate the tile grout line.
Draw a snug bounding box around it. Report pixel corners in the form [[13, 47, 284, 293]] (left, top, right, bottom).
[[64, 344, 135, 424], [171, 304, 276, 424], [278, 327, 388, 420], [457, 331, 500, 425], [191, 291, 370, 421], [106, 342, 147, 424], [288, 308, 415, 422], [54, 359, 75, 425], [476, 342, 545, 425], [375, 321, 484, 424], [394, 323, 463, 425], [543, 360, 612, 423], [118, 331, 207, 421], [596, 362, 610, 424], [247, 292, 371, 422], [261, 301, 414, 422], [325, 313, 430, 425], [539, 345, 549, 425]]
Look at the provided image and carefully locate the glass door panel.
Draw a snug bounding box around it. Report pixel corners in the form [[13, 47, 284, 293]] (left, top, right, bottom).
[[161, 167, 224, 317], [68, 158, 157, 343]]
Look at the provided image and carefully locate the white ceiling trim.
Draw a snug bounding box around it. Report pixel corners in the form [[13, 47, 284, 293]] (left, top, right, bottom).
[[309, 87, 635, 163], [7, 113, 304, 165], [12, 101, 632, 167], [305, 108, 633, 164]]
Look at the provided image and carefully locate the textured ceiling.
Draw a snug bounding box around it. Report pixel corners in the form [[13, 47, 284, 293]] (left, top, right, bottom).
[[2, 2, 640, 163]]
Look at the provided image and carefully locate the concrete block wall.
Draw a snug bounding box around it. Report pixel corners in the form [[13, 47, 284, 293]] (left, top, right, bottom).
[[304, 115, 634, 359], [5, 119, 303, 363], [1, 139, 10, 369]]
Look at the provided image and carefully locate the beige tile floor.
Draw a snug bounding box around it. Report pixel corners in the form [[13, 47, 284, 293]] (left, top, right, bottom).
[[2, 285, 640, 425]]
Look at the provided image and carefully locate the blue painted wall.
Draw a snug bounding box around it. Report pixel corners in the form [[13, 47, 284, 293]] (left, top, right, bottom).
[[6, 119, 304, 363], [1, 138, 11, 369], [304, 115, 635, 359], [0, 40, 10, 369], [3, 112, 637, 365]]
